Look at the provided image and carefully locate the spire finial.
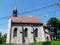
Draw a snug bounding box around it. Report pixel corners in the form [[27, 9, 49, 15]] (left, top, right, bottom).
[[14, 5, 17, 10], [13, 5, 17, 17]]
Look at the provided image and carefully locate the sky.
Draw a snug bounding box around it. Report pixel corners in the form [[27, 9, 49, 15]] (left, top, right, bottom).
[[0, 0, 60, 34]]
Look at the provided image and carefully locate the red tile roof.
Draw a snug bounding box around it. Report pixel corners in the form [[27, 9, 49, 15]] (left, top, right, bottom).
[[11, 17, 42, 24]]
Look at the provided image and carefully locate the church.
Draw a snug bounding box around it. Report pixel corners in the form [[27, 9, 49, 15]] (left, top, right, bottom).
[[6, 7, 50, 44]]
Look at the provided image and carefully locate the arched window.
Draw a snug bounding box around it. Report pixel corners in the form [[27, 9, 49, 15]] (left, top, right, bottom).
[[24, 28, 28, 37], [34, 28, 38, 37], [13, 28, 17, 37], [47, 36, 49, 41]]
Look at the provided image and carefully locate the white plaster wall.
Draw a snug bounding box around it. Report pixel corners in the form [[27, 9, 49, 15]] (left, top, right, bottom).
[[24, 25, 46, 43], [45, 34, 50, 41], [45, 29, 50, 41], [7, 22, 48, 44], [23, 26, 34, 44], [33, 26, 41, 42], [11, 25, 34, 44], [11, 26, 22, 44], [33, 26, 46, 42], [40, 26, 46, 41], [6, 18, 11, 43]]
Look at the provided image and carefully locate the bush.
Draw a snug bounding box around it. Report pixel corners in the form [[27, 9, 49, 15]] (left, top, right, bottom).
[[42, 41, 51, 45], [0, 37, 4, 44]]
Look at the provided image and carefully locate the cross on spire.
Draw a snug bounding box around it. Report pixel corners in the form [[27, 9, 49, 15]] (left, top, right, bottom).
[[13, 6, 17, 17]]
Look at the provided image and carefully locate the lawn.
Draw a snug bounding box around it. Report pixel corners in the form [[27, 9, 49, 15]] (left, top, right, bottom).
[[0, 43, 13, 45], [31, 41, 60, 45], [0, 41, 60, 45]]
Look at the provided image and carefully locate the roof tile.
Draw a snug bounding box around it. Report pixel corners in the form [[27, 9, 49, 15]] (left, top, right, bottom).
[[11, 17, 42, 24]]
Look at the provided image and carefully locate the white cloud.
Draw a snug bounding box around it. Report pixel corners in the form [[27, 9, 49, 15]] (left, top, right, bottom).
[[25, 15, 33, 17], [0, 29, 7, 35], [28, 15, 33, 17], [45, 14, 49, 17]]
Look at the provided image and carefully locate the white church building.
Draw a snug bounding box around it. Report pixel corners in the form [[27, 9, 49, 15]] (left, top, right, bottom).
[[6, 7, 50, 44]]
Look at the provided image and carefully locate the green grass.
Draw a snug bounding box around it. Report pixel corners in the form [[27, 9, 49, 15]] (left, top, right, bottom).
[[31, 42, 43, 45], [0, 43, 14, 45], [0, 41, 60, 45], [31, 41, 60, 45], [51, 41, 60, 45]]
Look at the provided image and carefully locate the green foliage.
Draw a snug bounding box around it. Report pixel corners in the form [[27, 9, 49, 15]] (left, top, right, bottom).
[[31, 41, 60, 45], [0, 43, 13, 45], [0, 33, 7, 44], [0, 32, 2, 37], [51, 41, 60, 45], [47, 17, 60, 40], [0, 37, 4, 44], [2, 33, 7, 43], [31, 42, 43, 45], [42, 41, 51, 45], [47, 17, 59, 30]]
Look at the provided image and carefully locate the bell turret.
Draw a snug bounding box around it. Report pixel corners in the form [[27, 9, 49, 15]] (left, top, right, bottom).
[[13, 6, 17, 17]]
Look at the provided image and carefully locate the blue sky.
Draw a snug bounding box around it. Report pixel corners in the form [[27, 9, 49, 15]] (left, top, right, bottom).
[[0, 0, 60, 34]]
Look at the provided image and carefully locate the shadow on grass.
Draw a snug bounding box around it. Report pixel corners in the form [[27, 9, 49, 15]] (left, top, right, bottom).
[[42, 41, 51, 45]]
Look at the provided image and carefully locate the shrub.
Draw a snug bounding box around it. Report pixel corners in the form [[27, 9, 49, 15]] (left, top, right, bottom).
[[0, 37, 4, 44]]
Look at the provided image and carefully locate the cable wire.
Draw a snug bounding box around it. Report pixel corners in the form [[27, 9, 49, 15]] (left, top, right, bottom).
[[20, 3, 57, 14]]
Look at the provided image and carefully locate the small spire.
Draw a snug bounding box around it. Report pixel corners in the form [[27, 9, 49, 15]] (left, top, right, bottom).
[[13, 5, 17, 17], [14, 5, 17, 10]]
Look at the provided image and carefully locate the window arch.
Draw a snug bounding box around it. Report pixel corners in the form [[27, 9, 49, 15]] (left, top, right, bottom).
[[13, 28, 17, 37], [24, 28, 28, 37], [47, 36, 49, 41], [34, 28, 38, 37]]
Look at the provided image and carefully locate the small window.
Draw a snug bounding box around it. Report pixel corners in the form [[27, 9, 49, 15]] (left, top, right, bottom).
[[34, 28, 38, 37], [24, 28, 28, 37], [13, 28, 17, 37]]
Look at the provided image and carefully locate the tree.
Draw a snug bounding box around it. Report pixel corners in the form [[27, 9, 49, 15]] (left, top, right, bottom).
[[2, 33, 7, 43], [0, 32, 2, 37], [0, 37, 4, 44], [47, 17, 60, 40], [57, 21, 60, 30], [0, 32, 4, 44]]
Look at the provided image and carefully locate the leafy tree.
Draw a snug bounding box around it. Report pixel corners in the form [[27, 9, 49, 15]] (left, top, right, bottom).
[[0, 32, 2, 37], [0, 37, 4, 44], [2, 33, 7, 43], [47, 17, 60, 40], [57, 21, 60, 30], [0, 32, 3, 44]]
